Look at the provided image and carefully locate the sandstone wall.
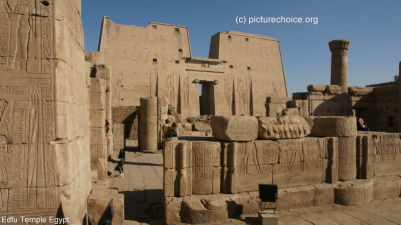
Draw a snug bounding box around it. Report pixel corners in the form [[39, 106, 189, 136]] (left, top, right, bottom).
[[164, 129, 401, 224], [210, 32, 288, 116], [95, 19, 288, 119], [0, 0, 91, 222], [98, 17, 191, 108], [112, 106, 139, 140]]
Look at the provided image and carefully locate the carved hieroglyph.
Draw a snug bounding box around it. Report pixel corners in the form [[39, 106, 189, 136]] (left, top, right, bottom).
[[1, 0, 91, 221], [0, 0, 61, 217]]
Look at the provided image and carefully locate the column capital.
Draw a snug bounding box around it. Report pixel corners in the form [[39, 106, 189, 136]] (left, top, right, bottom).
[[329, 39, 350, 51]]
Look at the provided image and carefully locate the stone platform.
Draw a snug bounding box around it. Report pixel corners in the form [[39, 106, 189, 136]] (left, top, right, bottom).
[[109, 140, 401, 225]]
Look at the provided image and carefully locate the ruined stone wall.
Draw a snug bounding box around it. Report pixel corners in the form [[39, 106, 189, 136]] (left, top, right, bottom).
[[164, 137, 336, 223], [0, 0, 91, 222], [164, 116, 401, 224], [112, 106, 139, 140], [293, 84, 401, 132], [370, 84, 399, 131]]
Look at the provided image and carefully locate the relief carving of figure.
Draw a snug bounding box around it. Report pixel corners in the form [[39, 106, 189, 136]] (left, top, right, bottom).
[[164, 74, 174, 106], [236, 78, 249, 114], [3, 0, 33, 72], [112, 71, 134, 106], [224, 78, 232, 110], [183, 76, 189, 108]]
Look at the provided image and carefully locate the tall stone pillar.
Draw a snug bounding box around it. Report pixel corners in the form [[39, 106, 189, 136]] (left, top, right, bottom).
[[139, 97, 158, 151], [329, 40, 350, 93], [398, 61, 401, 131]]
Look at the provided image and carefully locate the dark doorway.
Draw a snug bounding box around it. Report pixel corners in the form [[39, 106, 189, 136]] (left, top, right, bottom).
[[199, 81, 215, 115]]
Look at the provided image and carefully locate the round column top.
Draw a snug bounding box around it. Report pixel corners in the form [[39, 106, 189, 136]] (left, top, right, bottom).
[[329, 39, 350, 51]]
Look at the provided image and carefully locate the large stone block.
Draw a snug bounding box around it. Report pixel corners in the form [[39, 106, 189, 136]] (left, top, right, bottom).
[[88, 189, 124, 225], [334, 180, 373, 206], [193, 121, 212, 131], [373, 176, 400, 200], [310, 116, 357, 137], [348, 86, 374, 96], [307, 84, 326, 92], [277, 186, 314, 209], [211, 115, 258, 141], [325, 85, 342, 95], [259, 213, 278, 225], [180, 197, 228, 224], [337, 136, 357, 181], [313, 184, 334, 206], [257, 116, 310, 139], [165, 197, 183, 225]]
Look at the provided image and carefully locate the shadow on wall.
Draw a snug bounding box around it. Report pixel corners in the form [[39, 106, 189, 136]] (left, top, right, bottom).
[[121, 189, 163, 222], [312, 93, 352, 117]]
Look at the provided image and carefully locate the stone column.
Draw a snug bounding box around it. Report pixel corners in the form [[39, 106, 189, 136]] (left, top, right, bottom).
[[398, 61, 401, 131], [329, 39, 350, 93], [139, 97, 158, 151]]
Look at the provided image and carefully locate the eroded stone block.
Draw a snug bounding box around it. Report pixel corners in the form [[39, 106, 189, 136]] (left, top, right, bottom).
[[310, 116, 357, 137], [211, 115, 258, 141], [325, 85, 342, 95], [259, 213, 278, 225], [348, 86, 374, 96], [307, 84, 326, 92], [88, 189, 124, 225], [257, 116, 310, 140], [181, 197, 228, 224], [373, 176, 400, 200], [193, 122, 211, 131], [313, 184, 334, 206], [277, 186, 314, 209], [334, 180, 373, 206]]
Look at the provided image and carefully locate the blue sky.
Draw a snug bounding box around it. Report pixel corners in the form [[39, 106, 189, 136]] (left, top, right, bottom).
[[82, 0, 401, 96]]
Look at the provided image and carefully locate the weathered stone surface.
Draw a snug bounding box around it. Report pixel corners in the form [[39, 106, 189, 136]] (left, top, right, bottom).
[[348, 86, 374, 96], [292, 92, 307, 100], [139, 97, 158, 151], [277, 186, 314, 209], [313, 184, 334, 206], [310, 116, 357, 137], [88, 189, 124, 225], [373, 176, 400, 200], [371, 133, 401, 176], [211, 115, 258, 141], [266, 97, 291, 117], [0, 135, 7, 144], [112, 124, 125, 159], [307, 84, 326, 92], [325, 85, 342, 95], [180, 197, 228, 224], [356, 135, 374, 179], [177, 123, 193, 131], [97, 18, 287, 118], [111, 106, 138, 140], [337, 136, 357, 181], [257, 116, 310, 139], [193, 121, 211, 131], [165, 197, 183, 225], [0, 0, 91, 221], [282, 108, 299, 116], [259, 213, 278, 225], [329, 39, 350, 94], [334, 180, 373, 206]]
